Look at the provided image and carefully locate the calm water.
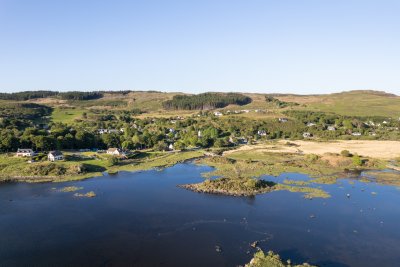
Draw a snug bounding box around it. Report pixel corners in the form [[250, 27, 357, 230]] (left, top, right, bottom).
[[1, 163, 400, 267]]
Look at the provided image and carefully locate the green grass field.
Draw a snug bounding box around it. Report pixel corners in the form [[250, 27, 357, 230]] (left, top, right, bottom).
[[285, 91, 400, 117], [51, 107, 86, 123]]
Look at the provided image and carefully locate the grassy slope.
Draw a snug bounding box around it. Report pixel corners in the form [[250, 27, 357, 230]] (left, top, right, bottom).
[[276, 90, 400, 117], [51, 107, 86, 123], [25, 90, 400, 122]]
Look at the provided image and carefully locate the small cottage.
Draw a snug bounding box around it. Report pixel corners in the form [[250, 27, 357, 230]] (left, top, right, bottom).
[[168, 143, 174, 151], [107, 148, 125, 156], [16, 149, 35, 157], [257, 130, 267, 136], [48, 151, 64, 161]]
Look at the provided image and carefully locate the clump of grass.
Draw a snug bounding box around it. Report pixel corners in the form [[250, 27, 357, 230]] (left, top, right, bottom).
[[181, 178, 276, 196], [364, 171, 400, 187], [274, 184, 331, 199], [283, 179, 310, 186], [60, 186, 83, 192], [74, 191, 96, 198], [245, 250, 317, 267], [310, 176, 339, 185]]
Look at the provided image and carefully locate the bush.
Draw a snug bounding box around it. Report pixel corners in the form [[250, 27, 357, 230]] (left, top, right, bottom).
[[352, 154, 363, 166], [306, 154, 319, 162], [340, 150, 352, 157], [107, 157, 120, 167]]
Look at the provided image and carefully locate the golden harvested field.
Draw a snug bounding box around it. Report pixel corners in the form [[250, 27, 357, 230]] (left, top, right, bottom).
[[224, 140, 400, 159]]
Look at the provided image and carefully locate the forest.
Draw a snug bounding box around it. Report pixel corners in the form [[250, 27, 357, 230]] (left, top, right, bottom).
[[162, 93, 252, 110]]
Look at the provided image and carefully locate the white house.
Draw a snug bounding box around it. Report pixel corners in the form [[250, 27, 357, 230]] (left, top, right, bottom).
[[352, 132, 362, 136], [107, 148, 125, 156], [327, 126, 336, 131], [16, 149, 35, 157], [48, 151, 64, 161], [303, 132, 312, 138], [257, 130, 267, 136], [307, 122, 316, 127], [108, 129, 120, 134], [214, 111, 223, 116], [168, 143, 174, 151], [278, 118, 288, 123], [98, 129, 107, 134]]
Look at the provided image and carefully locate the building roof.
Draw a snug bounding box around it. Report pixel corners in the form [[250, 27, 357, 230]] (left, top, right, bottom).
[[17, 148, 33, 153], [107, 148, 121, 152], [48, 150, 63, 156]]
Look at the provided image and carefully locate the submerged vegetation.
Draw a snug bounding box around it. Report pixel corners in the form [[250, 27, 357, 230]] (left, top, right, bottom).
[[245, 250, 316, 267], [59, 186, 83, 192], [362, 171, 400, 187], [74, 191, 96, 198]]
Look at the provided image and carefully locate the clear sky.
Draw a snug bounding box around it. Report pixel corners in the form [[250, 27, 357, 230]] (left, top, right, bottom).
[[0, 0, 399, 94]]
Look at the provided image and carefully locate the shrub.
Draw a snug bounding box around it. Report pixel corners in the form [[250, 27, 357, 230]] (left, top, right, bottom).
[[107, 157, 120, 167], [306, 154, 319, 162], [352, 154, 363, 166], [340, 150, 352, 157]]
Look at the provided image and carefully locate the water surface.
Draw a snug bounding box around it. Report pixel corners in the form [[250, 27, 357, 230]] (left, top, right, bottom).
[[1, 164, 400, 267]]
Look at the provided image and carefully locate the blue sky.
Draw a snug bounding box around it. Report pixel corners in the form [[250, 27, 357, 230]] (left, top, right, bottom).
[[0, 0, 399, 94]]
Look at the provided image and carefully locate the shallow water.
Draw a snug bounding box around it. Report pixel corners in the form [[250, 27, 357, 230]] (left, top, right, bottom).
[[1, 164, 400, 267]]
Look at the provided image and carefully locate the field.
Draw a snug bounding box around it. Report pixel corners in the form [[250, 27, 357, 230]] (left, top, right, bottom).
[[275, 90, 400, 117], [51, 107, 86, 123], [21, 90, 400, 125], [224, 140, 400, 159]]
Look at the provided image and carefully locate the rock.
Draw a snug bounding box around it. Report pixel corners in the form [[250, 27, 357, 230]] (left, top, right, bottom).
[[215, 245, 222, 253], [250, 241, 259, 248]]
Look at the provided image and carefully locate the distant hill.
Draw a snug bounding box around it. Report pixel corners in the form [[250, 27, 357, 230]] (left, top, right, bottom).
[[1, 89, 399, 119], [274, 90, 400, 117]]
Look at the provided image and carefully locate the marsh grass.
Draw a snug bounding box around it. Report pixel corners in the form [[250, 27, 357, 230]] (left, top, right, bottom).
[[60, 186, 83, 192], [74, 191, 96, 198], [363, 171, 400, 187]]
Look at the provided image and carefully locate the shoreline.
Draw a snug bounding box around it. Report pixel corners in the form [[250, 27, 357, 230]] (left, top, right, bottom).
[[0, 151, 205, 183], [1, 141, 398, 185]]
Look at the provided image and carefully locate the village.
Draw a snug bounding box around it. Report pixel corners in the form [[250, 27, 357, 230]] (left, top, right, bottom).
[[11, 110, 400, 167]]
